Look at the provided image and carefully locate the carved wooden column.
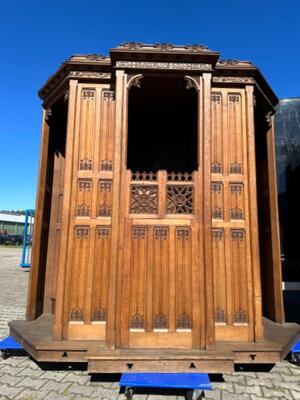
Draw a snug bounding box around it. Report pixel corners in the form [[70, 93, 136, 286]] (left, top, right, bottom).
[[26, 109, 51, 321], [106, 70, 126, 349], [245, 85, 264, 341], [266, 113, 284, 323], [53, 79, 78, 340], [203, 72, 215, 350]]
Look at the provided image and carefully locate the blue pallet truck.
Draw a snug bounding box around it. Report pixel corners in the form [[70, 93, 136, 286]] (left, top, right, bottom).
[[119, 372, 212, 400], [290, 339, 300, 365], [0, 336, 25, 359]]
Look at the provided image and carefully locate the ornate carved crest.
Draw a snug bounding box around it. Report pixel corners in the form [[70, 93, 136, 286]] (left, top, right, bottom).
[[98, 205, 111, 217], [96, 226, 111, 238], [82, 89, 95, 101], [230, 207, 244, 220], [78, 179, 92, 191], [133, 227, 147, 239], [93, 307, 106, 321], [70, 307, 83, 321], [99, 159, 113, 171], [80, 158, 92, 170], [166, 185, 193, 214], [131, 313, 144, 329], [153, 313, 168, 329], [212, 229, 223, 241], [211, 182, 222, 193], [130, 185, 158, 214], [211, 161, 222, 174], [176, 228, 190, 240], [76, 204, 90, 217], [185, 44, 209, 51], [75, 226, 89, 239], [234, 310, 247, 323], [120, 42, 143, 50], [99, 180, 112, 191], [212, 207, 223, 219], [230, 161, 242, 174], [215, 308, 225, 323], [154, 227, 168, 240], [231, 229, 244, 241], [176, 314, 192, 329], [230, 183, 243, 194], [218, 59, 239, 66]]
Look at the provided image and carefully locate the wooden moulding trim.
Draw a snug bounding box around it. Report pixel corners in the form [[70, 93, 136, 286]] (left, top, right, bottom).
[[53, 80, 78, 340], [202, 72, 215, 350], [26, 110, 50, 321], [245, 85, 264, 342], [267, 116, 284, 323]]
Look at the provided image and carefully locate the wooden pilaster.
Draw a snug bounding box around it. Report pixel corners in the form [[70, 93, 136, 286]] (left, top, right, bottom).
[[267, 115, 284, 323], [245, 85, 264, 341], [53, 80, 78, 340], [202, 73, 215, 350], [26, 110, 51, 321]]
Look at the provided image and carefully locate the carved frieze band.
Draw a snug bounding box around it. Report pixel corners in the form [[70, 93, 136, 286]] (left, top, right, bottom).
[[69, 71, 111, 79], [116, 61, 212, 71], [213, 76, 255, 84]]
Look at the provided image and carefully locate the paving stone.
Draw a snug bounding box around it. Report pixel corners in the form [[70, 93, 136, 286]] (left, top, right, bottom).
[[291, 390, 300, 400], [0, 373, 24, 385], [62, 372, 90, 384], [235, 383, 262, 396], [262, 386, 293, 399], [204, 390, 221, 399], [223, 373, 246, 384], [43, 391, 75, 400], [213, 382, 234, 392], [222, 392, 250, 399], [15, 376, 49, 390], [67, 382, 95, 396], [0, 383, 25, 398], [245, 377, 274, 388], [39, 379, 72, 393]]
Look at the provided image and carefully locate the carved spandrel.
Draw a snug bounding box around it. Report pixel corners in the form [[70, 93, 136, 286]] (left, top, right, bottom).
[[130, 185, 158, 214], [166, 185, 193, 214]]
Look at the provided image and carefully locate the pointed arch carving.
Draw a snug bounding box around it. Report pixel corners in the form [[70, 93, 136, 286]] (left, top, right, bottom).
[[184, 75, 201, 92]]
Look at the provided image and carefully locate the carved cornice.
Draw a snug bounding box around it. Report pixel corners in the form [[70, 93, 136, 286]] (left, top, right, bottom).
[[116, 61, 212, 71], [213, 76, 255, 84], [68, 71, 111, 79], [127, 74, 144, 89]]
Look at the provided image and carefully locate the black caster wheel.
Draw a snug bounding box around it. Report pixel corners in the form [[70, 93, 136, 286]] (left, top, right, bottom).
[[125, 386, 135, 400], [1, 350, 9, 360], [290, 352, 300, 366]]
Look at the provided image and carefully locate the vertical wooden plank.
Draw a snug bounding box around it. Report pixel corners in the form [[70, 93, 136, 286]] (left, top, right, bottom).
[[106, 70, 125, 348], [52, 80, 78, 339], [202, 72, 215, 349], [267, 117, 284, 323], [26, 110, 50, 320], [245, 85, 264, 341]]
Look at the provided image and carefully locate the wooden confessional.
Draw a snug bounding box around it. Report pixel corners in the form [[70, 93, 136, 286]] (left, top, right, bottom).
[[10, 43, 300, 372]]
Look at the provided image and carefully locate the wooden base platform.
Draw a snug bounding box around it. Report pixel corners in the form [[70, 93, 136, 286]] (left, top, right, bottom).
[[9, 314, 300, 373]]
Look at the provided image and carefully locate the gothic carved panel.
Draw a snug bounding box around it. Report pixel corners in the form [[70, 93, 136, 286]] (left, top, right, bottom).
[[132, 226, 147, 239], [103, 90, 115, 101], [98, 180, 113, 218], [99, 159, 113, 171], [82, 89, 95, 101], [212, 228, 227, 326], [211, 182, 224, 220], [76, 179, 92, 218], [166, 185, 193, 214], [176, 227, 190, 240], [154, 227, 168, 240], [74, 226, 89, 238], [211, 92, 223, 175], [230, 183, 244, 221], [215, 308, 225, 323], [131, 313, 145, 329], [92, 307, 106, 321], [176, 314, 192, 329], [130, 185, 158, 214], [70, 307, 83, 321], [153, 313, 168, 329], [228, 92, 244, 176]]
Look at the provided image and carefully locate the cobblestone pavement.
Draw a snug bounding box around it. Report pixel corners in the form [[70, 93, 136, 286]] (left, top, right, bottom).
[[0, 246, 299, 399]]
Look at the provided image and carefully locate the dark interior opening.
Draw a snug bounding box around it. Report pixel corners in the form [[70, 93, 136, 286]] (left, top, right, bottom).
[[127, 75, 198, 173]]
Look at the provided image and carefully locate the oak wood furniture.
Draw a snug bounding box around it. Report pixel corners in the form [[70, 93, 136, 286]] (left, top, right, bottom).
[[9, 43, 300, 372]]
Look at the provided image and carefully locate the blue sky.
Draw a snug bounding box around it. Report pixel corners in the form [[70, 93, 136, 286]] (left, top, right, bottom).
[[0, 0, 299, 210]]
